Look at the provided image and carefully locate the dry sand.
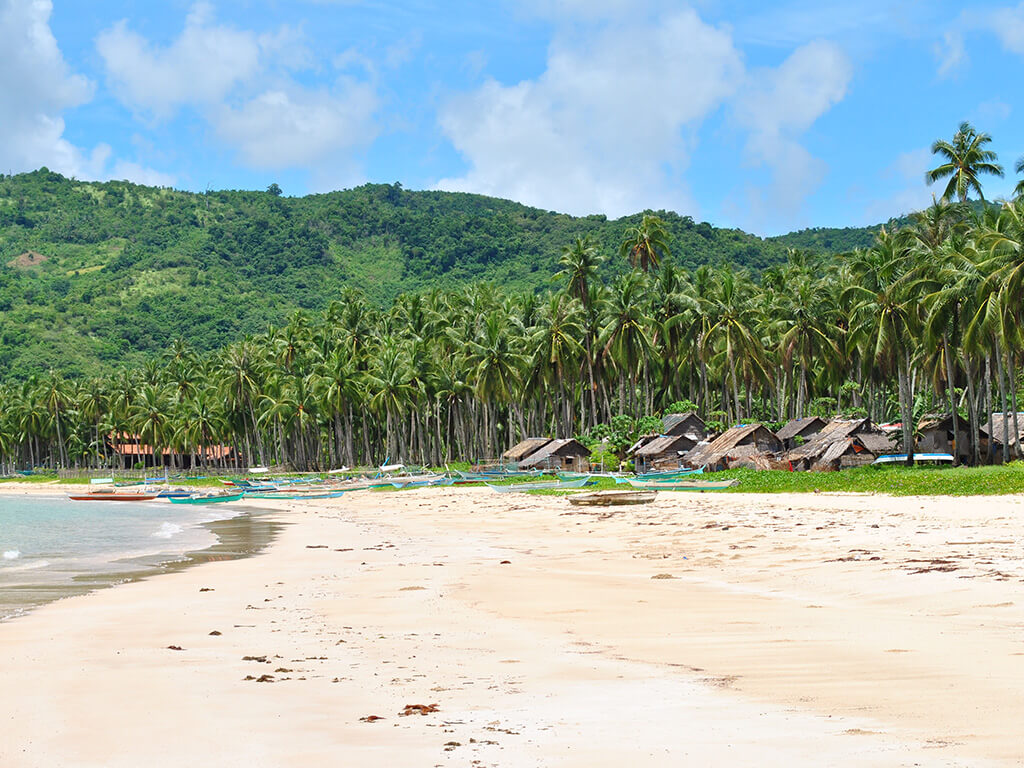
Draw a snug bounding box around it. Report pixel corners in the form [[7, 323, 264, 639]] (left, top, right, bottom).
[[2, 484, 1024, 766]]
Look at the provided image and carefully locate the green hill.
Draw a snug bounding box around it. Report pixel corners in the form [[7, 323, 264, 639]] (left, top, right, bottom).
[[0, 168, 884, 379]]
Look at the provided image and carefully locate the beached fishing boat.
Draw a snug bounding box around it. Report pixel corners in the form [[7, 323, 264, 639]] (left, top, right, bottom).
[[626, 478, 737, 491], [486, 477, 594, 493], [568, 490, 658, 506], [68, 492, 160, 501], [245, 490, 346, 500], [638, 466, 704, 479], [168, 491, 245, 505]]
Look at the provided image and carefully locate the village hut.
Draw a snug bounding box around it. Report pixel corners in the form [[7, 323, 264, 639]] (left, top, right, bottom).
[[977, 413, 1024, 463], [775, 416, 826, 450], [784, 419, 894, 471], [917, 414, 975, 463], [661, 412, 708, 440], [517, 438, 592, 472], [109, 433, 239, 468], [501, 438, 553, 467], [632, 433, 700, 473], [683, 424, 783, 472]]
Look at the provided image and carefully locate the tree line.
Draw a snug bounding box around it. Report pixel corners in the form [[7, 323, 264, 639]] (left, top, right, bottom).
[[2, 122, 1024, 471]]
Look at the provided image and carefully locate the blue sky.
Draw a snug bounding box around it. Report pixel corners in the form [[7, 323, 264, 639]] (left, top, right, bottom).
[[5, 1, 1024, 235]]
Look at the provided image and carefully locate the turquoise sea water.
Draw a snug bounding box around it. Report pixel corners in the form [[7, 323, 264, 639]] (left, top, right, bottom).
[[0, 494, 250, 620]]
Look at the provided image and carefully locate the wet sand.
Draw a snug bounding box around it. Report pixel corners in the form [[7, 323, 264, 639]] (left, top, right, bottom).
[[2, 485, 1023, 766]]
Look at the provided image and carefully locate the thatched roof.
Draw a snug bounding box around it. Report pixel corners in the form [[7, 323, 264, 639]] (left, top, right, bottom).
[[787, 418, 891, 462], [980, 413, 1024, 447], [627, 434, 659, 456], [662, 412, 707, 438], [502, 438, 552, 462], [776, 416, 826, 441], [518, 438, 590, 468], [685, 423, 782, 468], [634, 433, 695, 458]]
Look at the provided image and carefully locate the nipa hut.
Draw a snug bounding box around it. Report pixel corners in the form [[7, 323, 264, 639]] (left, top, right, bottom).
[[632, 433, 698, 473], [502, 438, 553, 467], [774, 416, 826, 450], [784, 419, 894, 471], [517, 438, 592, 472], [917, 414, 973, 463], [661, 412, 708, 440], [980, 412, 1024, 455], [683, 424, 783, 472]]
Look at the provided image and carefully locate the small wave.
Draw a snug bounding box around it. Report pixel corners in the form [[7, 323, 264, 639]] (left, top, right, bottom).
[[3, 550, 19, 561], [152, 522, 183, 540]]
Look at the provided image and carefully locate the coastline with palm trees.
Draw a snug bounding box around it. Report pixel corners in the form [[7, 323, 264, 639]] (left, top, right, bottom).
[[7, 122, 1024, 765]]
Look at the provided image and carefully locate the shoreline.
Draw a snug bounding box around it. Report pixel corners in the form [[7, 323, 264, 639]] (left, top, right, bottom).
[[2, 486, 1023, 765], [0, 484, 285, 622]]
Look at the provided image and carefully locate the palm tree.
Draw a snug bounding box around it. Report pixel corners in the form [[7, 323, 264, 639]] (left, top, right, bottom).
[[619, 214, 671, 272], [926, 121, 1004, 202], [1014, 157, 1024, 199]]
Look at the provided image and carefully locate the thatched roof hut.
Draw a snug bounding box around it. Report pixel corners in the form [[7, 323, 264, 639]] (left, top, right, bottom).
[[502, 438, 553, 464], [684, 424, 783, 471], [633, 433, 700, 473], [785, 418, 894, 470], [661, 412, 708, 440], [518, 438, 591, 471], [980, 413, 1024, 450], [775, 416, 826, 449]]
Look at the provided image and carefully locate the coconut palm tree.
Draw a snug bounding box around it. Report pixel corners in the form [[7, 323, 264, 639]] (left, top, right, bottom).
[[926, 121, 1004, 202], [619, 214, 671, 272]]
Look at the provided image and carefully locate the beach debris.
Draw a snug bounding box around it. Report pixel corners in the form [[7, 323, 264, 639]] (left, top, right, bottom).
[[274, 667, 293, 673], [444, 741, 461, 751], [360, 715, 384, 722], [306, 545, 328, 549], [166, 645, 184, 651], [209, 630, 222, 636], [400, 703, 440, 716], [242, 655, 269, 663], [199, 587, 214, 592], [499, 560, 511, 565], [400, 586, 426, 591], [651, 573, 676, 579], [243, 674, 275, 683]]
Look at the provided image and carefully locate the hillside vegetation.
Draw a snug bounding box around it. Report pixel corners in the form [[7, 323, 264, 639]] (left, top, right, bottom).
[[0, 169, 883, 378]]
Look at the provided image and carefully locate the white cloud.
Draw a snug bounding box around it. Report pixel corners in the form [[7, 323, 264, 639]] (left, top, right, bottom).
[[109, 161, 177, 187], [0, 0, 94, 176], [96, 3, 379, 178], [987, 3, 1024, 54], [436, 9, 743, 217], [96, 3, 261, 120], [213, 79, 378, 169], [935, 30, 966, 77], [733, 40, 852, 229]]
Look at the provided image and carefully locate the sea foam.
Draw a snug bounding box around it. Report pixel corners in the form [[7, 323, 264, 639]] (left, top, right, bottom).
[[2, 550, 19, 560], [152, 523, 183, 540]]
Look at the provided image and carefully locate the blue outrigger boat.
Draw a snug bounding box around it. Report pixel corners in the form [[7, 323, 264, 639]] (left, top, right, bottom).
[[486, 477, 594, 493]]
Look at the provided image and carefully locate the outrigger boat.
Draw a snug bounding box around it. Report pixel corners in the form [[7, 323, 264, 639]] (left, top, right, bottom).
[[68, 491, 159, 501], [626, 478, 737, 491], [486, 477, 594, 493], [169, 491, 245, 505]]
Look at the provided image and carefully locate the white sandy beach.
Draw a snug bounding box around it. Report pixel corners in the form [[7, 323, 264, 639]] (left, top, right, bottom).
[[2, 484, 1024, 766]]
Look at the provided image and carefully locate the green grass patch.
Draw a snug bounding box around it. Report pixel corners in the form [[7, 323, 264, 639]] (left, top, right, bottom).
[[714, 463, 1024, 496]]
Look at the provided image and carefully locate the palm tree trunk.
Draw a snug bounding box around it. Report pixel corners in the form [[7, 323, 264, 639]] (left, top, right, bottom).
[[943, 333, 961, 465], [996, 348, 1011, 464]]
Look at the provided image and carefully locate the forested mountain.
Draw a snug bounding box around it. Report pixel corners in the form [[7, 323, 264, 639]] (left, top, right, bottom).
[[0, 169, 885, 379]]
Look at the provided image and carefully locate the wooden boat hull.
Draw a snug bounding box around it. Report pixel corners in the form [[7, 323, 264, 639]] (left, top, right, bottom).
[[486, 477, 593, 493], [68, 493, 159, 501], [569, 491, 658, 506], [626, 479, 737, 491], [168, 492, 245, 504]]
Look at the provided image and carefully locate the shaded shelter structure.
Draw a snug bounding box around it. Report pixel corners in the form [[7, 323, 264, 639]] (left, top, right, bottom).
[[916, 414, 975, 464], [785, 419, 894, 471], [661, 412, 708, 440], [683, 424, 783, 472], [632, 433, 699, 473], [517, 438, 592, 472], [978, 413, 1023, 463], [108, 433, 239, 469], [501, 438, 553, 467], [775, 417, 826, 450]]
